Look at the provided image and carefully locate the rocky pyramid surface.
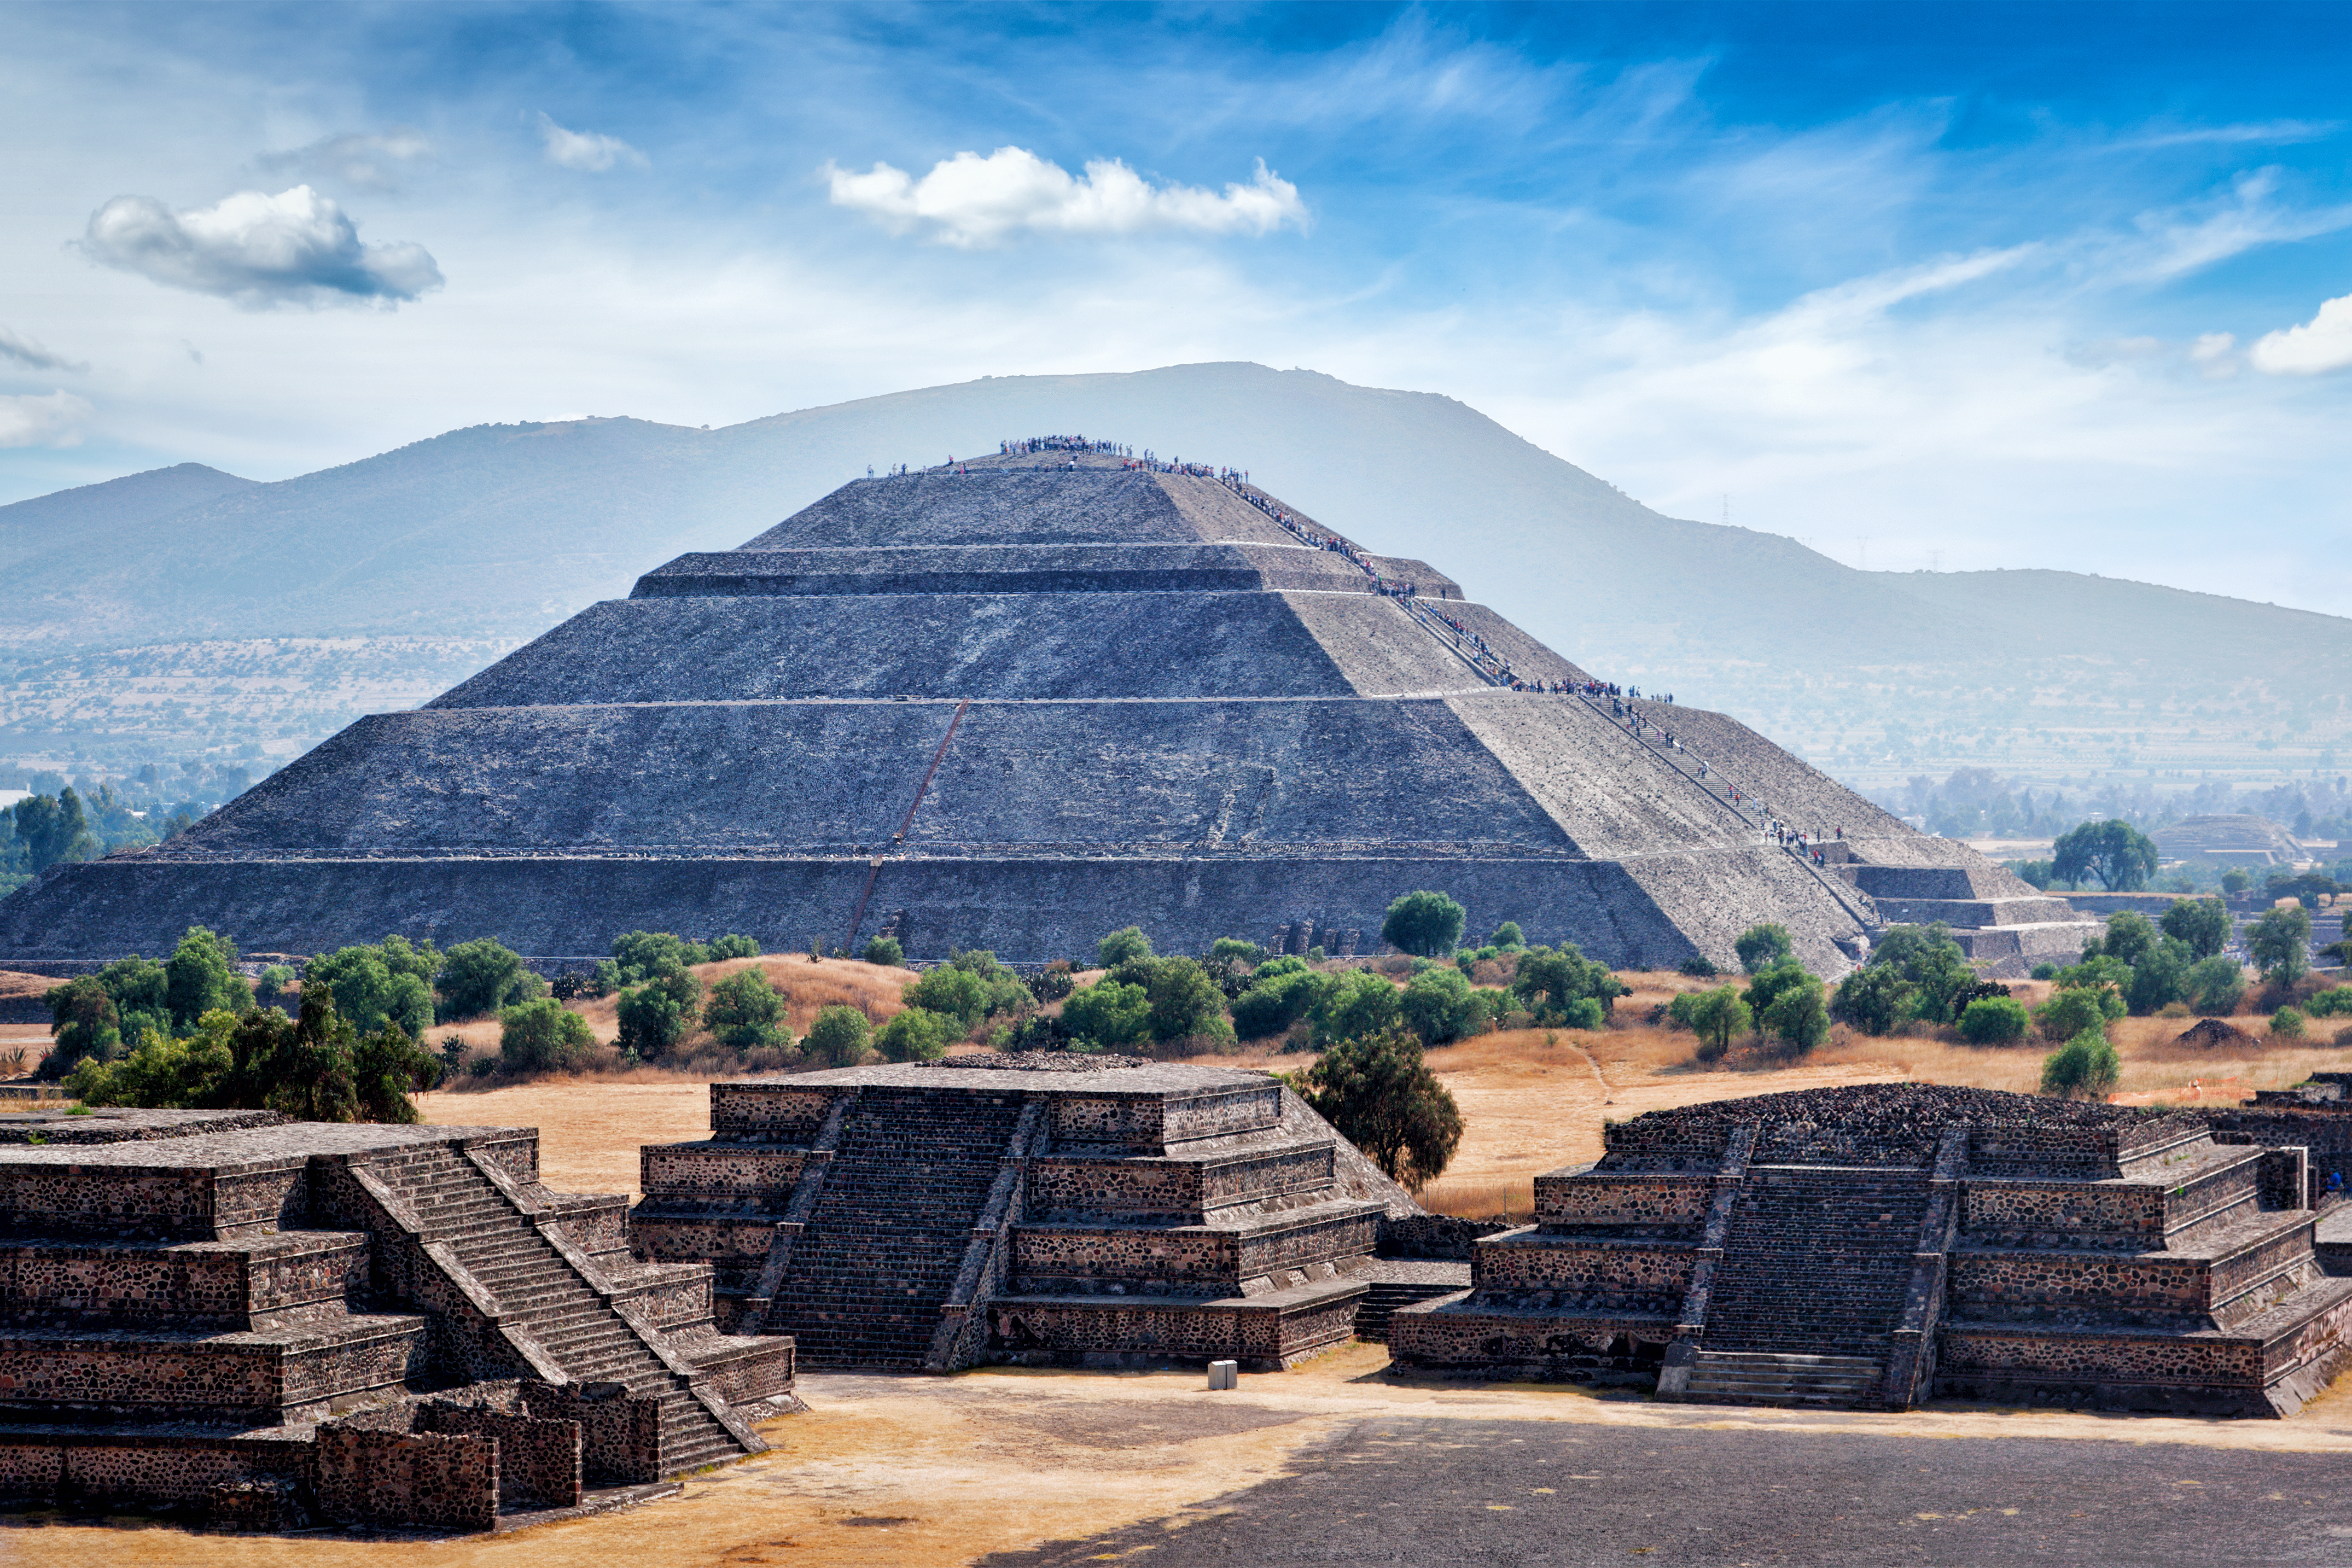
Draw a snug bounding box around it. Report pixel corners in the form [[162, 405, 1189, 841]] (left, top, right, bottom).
[[0, 445, 2083, 971]]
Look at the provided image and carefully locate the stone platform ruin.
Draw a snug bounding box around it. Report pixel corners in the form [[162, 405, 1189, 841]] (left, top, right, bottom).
[[628, 1057, 1428, 1372], [0, 446, 2091, 977], [1388, 1083, 2352, 1417], [0, 1106, 793, 1531]]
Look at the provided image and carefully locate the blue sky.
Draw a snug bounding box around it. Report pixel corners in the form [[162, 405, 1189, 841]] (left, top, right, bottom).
[[4, 2, 2349, 610]]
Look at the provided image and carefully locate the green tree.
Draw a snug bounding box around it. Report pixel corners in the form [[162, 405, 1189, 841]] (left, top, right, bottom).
[[435, 938, 541, 1020], [610, 930, 708, 985], [500, 998, 597, 1074], [805, 1004, 872, 1068], [96, 955, 171, 1042], [6, 788, 98, 872], [1487, 922, 1526, 952], [1293, 1025, 1464, 1191], [1741, 959, 1812, 1024], [876, 1006, 952, 1063], [354, 1024, 441, 1122], [1231, 968, 1326, 1041], [304, 943, 434, 1041], [2051, 819, 2159, 892], [165, 926, 251, 1032], [254, 964, 296, 1011], [1958, 995, 2031, 1045], [68, 1015, 236, 1108], [1830, 965, 1916, 1036], [2041, 1028, 2121, 1100], [2088, 912, 2159, 970], [1210, 938, 1266, 965], [40, 976, 121, 1080], [2185, 956, 2246, 1016], [706, 934, 761, 960], [2248, 905, 2313, 987], [1399, 966, 1497, 1045], [1760, 972, 1830, 1053], [1734, 924, 1794, 975], [2222, 868, 2252, 895], [2272, 1005, 2308, 1040], [861, 935, 906, 967], [1096, 926, 1154, 970], [1381, 890, 1466, 958], [905, 966, 989, 1034], [1062, 980, 1150, 1051], [2161, 897, 2232, 961], [1511, 943, 1624, 1024], [1143, 957, 1230, 1044], [1866, 924, 1977, 1024], [2123, 936, 2193, 1016], [2035, 986, 2119, 1042], [1311, 969, 1404, 1046], [1686, 986, 1752, 1059], [705, 969, 790, 1051], [615, 967, 702, 1057]]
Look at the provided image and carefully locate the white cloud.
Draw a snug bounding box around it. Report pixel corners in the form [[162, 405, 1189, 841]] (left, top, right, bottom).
[[538, 113, 647, 172], [825, 147, 1305, 247], [0, 325, 86, 373], [0, 390, 95, 448], [2249, 292, 2352, 375], [257, 129, 432, 192], [75, 185, 443, 308]]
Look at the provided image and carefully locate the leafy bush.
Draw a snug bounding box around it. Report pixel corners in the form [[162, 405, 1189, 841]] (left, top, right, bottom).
[[1143, 958, 1230, 1044], [805, 1004, 872, 1067], [1511, 943, 1625, 1025], [610, 931, 708, 986], [1292, 1025, 1463, 1190], [2161, 897, 2232, 961], [499, 999, 597, 1074], [40, 976, 120, 1080], [1027, 962, 1076, 1003], [1759, 972, 1830, 1054], [2249, 906, 2313, 986], [2305, 987, 2352, 1018], [1311, 970, 1404, 1047], [905, 966, 989, 1034], [1399, 967, 1497, 1045], [1210, 937, 1266, 965], [1830, 965, 1915, 1036], [876, 1006, 952, 1063], [435, 938, 542, 1021], [2034, 986, 2118, 1042], [1678, 954, 1719, 978], [861, 935, 906, 967], [705, 969, 790, 1051], [2041, 1029, 2121, 1100], [1957, 995, 2031, 1046], [1740, 959, 1813, 1025], [1381, 890, 1466, 957], [166, 926, 252, 1030], [303, 940, 435, 1041], [1062, 980, 1150, 1051], [2186, 956, 2246, 1016], [1684, 987, 1751, 1059], [2271, 1005, 2308, 1040], [96, 954, 171, 1045], [1865, 925, 1976, 1024], [1487, 922, 1525, 952], [707, 934, 761, 960], [1096, 927, 1154, 969], [615, 967, 702, 1057], [2031, 963, 2059, 981], [254, 964, 296, 1010], [1000, 1013, 1076, 1052], [1232, 969, 1324, 1041], [1734, 924, 1792, 975]]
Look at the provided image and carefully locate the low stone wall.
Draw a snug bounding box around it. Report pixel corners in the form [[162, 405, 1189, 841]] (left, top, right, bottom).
[[1535, 1173, 1710, 1232], [0, 1157, 308, 1240], [0, 1429, 308, 1507], [422, 1404, 581, 1509], [315, 1425, 497, 1532], [711, 1085, 841, 1140], [1377, 1214, 1512, 1260], [0, 1232, 369, 1325], [519, 1382, 663, 1485], [1470, 1233, 1697, 1308], [986, 1284, 1362, 1371], [1046, 1083, 1281, 1150], [0, 1316, 425, 1419], [1014, 1209, 1376, 1295], [1386, 1303, 1672, 1383], [642, 1143, 809, 1198], [1028, 1143, 1332, 1218]]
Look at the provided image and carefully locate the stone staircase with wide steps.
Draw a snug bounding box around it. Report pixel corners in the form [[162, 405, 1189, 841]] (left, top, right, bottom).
[[1702, 1166, 1931, 1362], [1685, 1350, 1884, 1405], [367, 1146, 750, 1474], [765, 1087, 1026, 1368]]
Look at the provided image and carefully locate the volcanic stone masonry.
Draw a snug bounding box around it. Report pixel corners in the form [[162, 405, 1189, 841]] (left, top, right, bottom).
[[627, 1055, 1437, 1372], [0, 445, 2095, 977], [1388, 1082, 2352, 1416], [0, 1105, 794, 1530]]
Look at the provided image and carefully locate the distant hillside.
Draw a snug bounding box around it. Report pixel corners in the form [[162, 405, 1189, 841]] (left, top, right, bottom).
[[0, 462, 255, 579], [2, 364, 2345, 790]]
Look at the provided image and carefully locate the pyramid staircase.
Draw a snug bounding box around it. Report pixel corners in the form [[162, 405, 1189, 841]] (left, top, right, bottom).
[[764, 1086, 1027, 1368], [364, 1145, 753, 1474]]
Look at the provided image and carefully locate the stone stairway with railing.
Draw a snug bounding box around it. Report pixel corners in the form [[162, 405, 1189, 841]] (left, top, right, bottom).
[[764, 1086, 1028, 1368], [1686, 1166, 1932, 1403], [365, 1145, 751, 1474]]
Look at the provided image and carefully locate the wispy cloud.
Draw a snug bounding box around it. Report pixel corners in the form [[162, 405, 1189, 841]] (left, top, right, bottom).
[[0, 390, 95, 448], [826, 148, 1304, 248], [0, 325, 87, 374], [2112, 119, 2339, 150], [538, 113, 647, 172], [74, 185, 443, 308], [2250, 292, 2352, 375], [257, 129, 432, 193]]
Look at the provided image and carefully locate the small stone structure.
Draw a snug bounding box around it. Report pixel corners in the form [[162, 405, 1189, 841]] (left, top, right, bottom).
[[0, 1105, 793, 1531], [629, 1057, 1429, 1371], [1389, 1083, 2352, 1416], [2214, 1072, 2352, 1268]]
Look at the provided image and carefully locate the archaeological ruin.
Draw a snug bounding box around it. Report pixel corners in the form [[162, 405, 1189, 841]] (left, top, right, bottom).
[[0, 1104, 793, 1530], [627, 1054, 1447, 1372], [1388, 1082, 2352, 1415], [0, 443, 2092, 976]]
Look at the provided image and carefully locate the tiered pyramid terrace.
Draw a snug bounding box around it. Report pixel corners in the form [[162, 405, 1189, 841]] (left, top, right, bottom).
[[1390, 1083, 2352, 1415], [628, 1058, 1419, 1371], [0, 445, 2089, 975], [0, 1106, 790, 1529]]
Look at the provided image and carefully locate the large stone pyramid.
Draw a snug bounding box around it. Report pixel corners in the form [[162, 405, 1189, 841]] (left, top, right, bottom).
[[0, 446, 2091, 972]]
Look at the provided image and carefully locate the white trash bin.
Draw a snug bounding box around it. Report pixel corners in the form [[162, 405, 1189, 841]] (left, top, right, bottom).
[[1208, 1360, 1238, 1390]]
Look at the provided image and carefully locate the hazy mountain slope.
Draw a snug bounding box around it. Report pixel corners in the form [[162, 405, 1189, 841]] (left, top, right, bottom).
[[0, 462, 256, 578]]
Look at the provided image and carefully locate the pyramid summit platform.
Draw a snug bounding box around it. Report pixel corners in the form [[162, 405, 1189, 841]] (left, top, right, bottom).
[[0, 442, 2088, 971]]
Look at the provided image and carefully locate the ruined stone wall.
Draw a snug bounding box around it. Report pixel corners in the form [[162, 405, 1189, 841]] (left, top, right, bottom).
[[0, 1232, 368, 1324], [314, 1425, 497, 1532], [1027, 1143, 1332, 1217], [518, 1383, 663, 1484], [421, 1404, 582, 1509]]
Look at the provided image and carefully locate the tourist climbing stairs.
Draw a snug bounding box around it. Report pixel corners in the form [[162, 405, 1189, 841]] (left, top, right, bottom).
[[766, 1086, 1027, 1368], [368, 1145, 750, 1474], [1695, 1165, 1932, 1406]]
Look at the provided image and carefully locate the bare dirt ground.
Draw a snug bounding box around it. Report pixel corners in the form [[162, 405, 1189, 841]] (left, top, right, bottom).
[[18, 1345, 2352, 1568]]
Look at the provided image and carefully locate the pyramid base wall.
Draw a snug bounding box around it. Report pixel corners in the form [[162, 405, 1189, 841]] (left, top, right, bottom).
[[981, 1281, 1366, 1372]]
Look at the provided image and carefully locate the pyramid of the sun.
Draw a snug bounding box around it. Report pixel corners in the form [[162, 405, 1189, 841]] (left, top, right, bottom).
[[0, 446, 2091, 971]]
